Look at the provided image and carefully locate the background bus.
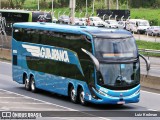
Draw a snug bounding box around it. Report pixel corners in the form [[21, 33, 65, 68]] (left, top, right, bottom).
[[12, 22, 150, 105], [0, 9, 52, 35]]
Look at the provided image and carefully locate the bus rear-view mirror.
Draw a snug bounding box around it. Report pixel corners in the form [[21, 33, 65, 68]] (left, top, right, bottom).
[[139, 54, 150, 71], [81, 48, 100, 71]]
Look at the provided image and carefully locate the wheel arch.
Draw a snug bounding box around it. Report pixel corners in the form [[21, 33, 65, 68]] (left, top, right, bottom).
[[23, 72, 28, 84], [77, 85, 83, 94], [77, 85, 83, 99], [68, 82, 74, 96], [29, 74, 34, 81]]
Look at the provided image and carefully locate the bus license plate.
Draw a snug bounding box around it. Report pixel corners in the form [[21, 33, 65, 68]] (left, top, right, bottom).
[[117, 101, 125, 104]]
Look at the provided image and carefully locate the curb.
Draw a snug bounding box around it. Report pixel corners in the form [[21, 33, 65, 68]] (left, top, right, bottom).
[[0, 48, 11, 60], [141, 75, 160, 90]]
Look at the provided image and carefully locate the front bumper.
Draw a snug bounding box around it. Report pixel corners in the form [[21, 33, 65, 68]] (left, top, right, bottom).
[[85, 85, 140, 104]]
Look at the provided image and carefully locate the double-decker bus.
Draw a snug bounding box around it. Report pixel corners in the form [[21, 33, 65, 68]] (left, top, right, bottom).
[[12, 22, 150, 105], [0, 9, 52, 35]]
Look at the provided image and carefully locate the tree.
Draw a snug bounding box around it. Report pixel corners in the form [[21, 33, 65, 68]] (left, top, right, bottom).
[[7, 0, 26, 8], [15, 0, 26, 8], [8, 0, 14, 8], [129, 0, 160, 8], [76, 0, 92, 11]]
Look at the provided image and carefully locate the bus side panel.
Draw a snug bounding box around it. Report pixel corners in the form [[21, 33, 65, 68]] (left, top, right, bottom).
[[52, 76, 69, 95], [12, 39, 24, 84], [33, 71, 91, 97], [34, 73, 69, 96]]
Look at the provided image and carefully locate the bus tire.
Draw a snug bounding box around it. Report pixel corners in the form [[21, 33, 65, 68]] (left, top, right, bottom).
[[69, 86, 77, 103], [24, 75, 30, 91], [79, 88, 87, 105], [30, 76, 37, 93]]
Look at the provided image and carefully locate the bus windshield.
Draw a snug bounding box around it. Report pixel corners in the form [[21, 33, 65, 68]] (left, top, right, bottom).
[[94, 37, 140, 90], [97, 62, 140, 90], [94, 37, 138, 60]]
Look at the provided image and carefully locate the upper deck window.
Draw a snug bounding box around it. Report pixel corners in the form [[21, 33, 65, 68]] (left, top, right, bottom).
[[94, 37, 138, 60]]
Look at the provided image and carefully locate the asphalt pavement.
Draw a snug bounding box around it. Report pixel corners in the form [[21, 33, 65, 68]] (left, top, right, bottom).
[[0, 61, 160, 120], [140, 57, 160, 77]]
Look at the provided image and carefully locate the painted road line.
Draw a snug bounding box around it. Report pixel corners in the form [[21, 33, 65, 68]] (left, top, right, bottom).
[[141, 90, 160, 96], [147, 109, 158, 111], [0, 89, 110, 120], [0, 102, 53, 104], [0, 107, 63, 111], [0, 88, 76, 111], [0, 61, 11, 65], [0, 97, 25, 98]]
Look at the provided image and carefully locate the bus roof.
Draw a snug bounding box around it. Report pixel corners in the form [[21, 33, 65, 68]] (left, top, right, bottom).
[[13, 22, 133, 38]]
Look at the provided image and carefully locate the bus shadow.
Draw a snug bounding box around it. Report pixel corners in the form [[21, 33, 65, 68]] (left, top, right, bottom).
[[17, 87, 136, 110], [18, 87, 71, 102], [86, 103, 135, 110]]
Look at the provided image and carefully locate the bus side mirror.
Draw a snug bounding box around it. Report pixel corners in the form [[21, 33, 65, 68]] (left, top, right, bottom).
[[139, 54, 150, 71], [81, 48, 100, 71]]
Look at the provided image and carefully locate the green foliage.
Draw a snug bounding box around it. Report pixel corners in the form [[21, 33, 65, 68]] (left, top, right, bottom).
[[7, 0, 26, 8], [76, 0, 92, 11], [129, 0, 160, 8], [136, 40, 160, 50], [52, 0, 70, 8], [131, 8, 160, 26], [3, 0, 160, 10], [53, 8, 70, 18], [136, 40, 160, 57], [3, 0, 160, 26]]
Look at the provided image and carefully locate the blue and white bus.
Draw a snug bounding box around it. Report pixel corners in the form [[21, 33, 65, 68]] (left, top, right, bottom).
[[12, 22, 150, 105]]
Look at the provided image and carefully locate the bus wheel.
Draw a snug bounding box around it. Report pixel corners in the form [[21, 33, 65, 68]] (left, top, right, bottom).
[[69, 86, 77, 103], [79, 88, 87, 105], [30, 76, 37, 93], [24, 75, 30, 91]]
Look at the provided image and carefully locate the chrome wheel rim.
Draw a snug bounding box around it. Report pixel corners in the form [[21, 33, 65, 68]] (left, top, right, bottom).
[[25, 78, 29, 89], [31, 80, 35, 91], [80, 91, 85, 104], [71, 89, 76, 102]]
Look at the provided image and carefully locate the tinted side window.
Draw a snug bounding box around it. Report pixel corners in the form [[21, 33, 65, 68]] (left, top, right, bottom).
[[13, 55, 17, 65], [13, 28, 24, 41], [26, 56, 85, 80], [14, 28, 94, 82], [13, 28, 92, 59]]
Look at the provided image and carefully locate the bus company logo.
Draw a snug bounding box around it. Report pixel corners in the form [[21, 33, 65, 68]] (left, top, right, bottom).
[[22, 44, 70, 63]]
